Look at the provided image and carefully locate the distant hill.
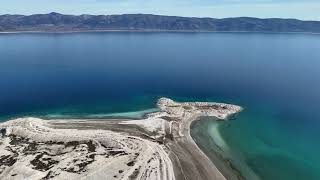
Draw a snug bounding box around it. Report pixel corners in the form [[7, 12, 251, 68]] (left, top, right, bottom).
[[1, 12, 320, 33]]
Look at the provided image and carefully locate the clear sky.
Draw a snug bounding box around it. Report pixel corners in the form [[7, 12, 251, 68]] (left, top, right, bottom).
[[1, 0, 320, 20]]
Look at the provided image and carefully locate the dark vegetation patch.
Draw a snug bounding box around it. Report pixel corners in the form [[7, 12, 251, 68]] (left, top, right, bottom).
[[160, 116, 180, 122], [65, 141, 80, 147], [147, 158, 153, 164], [109, 150, 127, 156], [196, 104, 227, 110], [77, 157, 95, 172], [8, 135, 43, 155], [182, 106, 192, 110], [23, 142, 38, 154], [3, 135, 100, 176], [168, 105, 180, 108], [62, 154, 95, 173], [165, 133, 174, 141], [127, 161, 135, 167], [47, 141, 64, 145], [86, 140, 96, 152], [0, 128, 6, 137], [9, 135, 29, 145], [154, 137, 164, 145], [0, 155, 17, 166], [4, 146, 18, 155], [129, 167, 140, 179], [30, 153, 59, 171], [87, 154, 95, 159], [101, 144, 115, 151], [41, 171, 56, 180], [65, 140, 96, 152]]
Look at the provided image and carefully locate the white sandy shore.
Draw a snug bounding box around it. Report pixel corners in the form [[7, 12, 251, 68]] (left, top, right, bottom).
[[0, 98, 242, 180]]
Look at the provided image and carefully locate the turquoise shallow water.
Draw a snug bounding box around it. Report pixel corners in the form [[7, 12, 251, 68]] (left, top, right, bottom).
[[1, 32, 320, 179], [217, 105, 320, 180], [191, 104, 320, 180]]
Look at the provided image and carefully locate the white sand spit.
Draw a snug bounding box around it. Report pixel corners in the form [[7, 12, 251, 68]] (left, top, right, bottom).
[[0, 98, 241, 180]]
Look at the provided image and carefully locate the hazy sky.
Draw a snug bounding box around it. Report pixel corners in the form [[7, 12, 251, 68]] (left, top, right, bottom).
[[1, 0, 320, 20]]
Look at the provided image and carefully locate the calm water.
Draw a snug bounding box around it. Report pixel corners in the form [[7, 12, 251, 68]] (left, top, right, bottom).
[[1, 32, 320, 179]]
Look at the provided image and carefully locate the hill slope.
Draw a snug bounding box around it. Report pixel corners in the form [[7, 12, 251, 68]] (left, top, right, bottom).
[[1, 12, 320, 33]]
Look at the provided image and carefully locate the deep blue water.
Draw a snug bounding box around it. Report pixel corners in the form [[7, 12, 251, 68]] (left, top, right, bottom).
[[1, 32, 320, 179]]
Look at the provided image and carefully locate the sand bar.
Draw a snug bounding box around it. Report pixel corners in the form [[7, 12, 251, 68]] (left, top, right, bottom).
[[0, 98, 241, 180]]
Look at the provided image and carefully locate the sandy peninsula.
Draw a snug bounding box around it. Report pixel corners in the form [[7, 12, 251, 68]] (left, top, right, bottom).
[[0, 98, 241, 180]]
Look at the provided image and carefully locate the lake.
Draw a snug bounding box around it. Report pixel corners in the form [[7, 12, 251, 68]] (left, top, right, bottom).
[[1, 32, 320, 179]]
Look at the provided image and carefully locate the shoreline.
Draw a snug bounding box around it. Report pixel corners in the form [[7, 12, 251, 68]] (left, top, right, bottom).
[[190, 117, 261, 180], [174, 113, 227, 180], [0, 98, 242, 180], [1, 29, 320, 35]]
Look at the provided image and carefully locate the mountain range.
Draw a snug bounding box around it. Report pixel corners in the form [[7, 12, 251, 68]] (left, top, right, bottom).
[[1, 12, 320, 33]]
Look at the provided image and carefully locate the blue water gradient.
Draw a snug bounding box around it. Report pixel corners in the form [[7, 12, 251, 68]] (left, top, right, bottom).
[[0, 32, 320, 179]]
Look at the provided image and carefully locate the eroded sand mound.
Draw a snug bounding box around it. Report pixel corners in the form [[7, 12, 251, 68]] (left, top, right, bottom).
[[0, 118, 174, 180]]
